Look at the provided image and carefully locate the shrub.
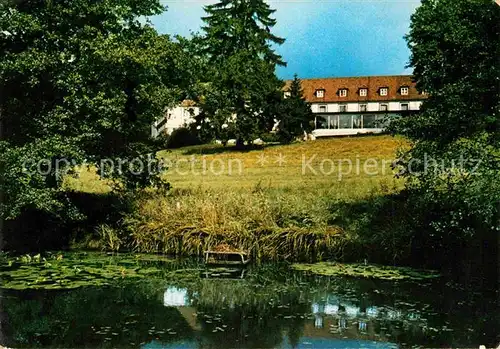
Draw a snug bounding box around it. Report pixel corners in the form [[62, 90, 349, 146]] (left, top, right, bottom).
[[165, 127, 201, 149], [259, 132, 280, 143]]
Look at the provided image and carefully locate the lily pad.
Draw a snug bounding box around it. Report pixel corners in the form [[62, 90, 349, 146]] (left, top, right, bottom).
[[291, 262, 440, 281], [0, 252, 172, 290]]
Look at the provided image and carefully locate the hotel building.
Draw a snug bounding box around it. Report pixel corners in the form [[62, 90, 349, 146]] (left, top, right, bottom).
[[288, 75, 425, 137], [152, 75, 425, 139]]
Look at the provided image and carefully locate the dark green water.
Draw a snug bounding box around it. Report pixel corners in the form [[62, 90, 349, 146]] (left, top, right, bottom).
[[0, 255, 498, 348]]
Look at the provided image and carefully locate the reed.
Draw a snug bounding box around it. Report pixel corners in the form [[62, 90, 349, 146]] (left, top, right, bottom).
[[98, 182, 397, 262]]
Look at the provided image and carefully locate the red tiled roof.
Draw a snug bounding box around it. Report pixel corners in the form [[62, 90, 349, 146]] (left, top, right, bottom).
[[285, 75, 425, 103], [180, 99, 197, 107]]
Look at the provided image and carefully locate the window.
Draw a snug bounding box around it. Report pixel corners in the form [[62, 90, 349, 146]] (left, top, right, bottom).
[[339, 104, 347, 112], [319, 105, 327, 113], [329, 115, 339, 129], [284, 91, 291, 98], [400, 87, 409, 95], [315, 89, 325, 98], [353, 115, 362, 129], [359, 88, 367, 97], [379, 88, 388, 96], [380, 103, 388, 111], [401, 103, 409, 111], [363, 115, 379, 129], [338, 115, 352, 129], [339, 89, 348, 97], [359, 104, 367, 112]]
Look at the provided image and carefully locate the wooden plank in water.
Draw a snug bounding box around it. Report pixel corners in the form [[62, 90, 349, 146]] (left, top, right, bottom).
[[204, 251, 250, 265]]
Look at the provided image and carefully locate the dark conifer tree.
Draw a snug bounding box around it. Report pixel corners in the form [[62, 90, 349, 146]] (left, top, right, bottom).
[[276, 74, 315, 143], [197, 0, 286, 147]]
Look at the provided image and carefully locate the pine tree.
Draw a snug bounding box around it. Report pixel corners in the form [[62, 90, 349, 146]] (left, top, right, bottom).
[[201, 0, 285, 66], [276, 74, 314, 143], [197, 0, 286, 147]]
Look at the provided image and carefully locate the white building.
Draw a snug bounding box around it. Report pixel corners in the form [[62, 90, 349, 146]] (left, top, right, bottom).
[[151, 100, 200, 138], [151, 75, 426, 139]]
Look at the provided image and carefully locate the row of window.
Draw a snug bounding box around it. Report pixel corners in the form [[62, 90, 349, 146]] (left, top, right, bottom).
[[315, 114, 389, 130], [313, 86, 409, 98], [318, 103, 409, 113]]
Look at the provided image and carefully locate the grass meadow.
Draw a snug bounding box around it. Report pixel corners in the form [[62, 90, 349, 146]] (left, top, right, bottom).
[[67, 135, 410, 262], [158, 135, 406, 190]]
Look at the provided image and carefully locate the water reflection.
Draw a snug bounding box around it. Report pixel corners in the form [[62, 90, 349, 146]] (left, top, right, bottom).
[[1, 262, 498, 349], [164, 287, 192, 307], [152, 284, 401, 349]]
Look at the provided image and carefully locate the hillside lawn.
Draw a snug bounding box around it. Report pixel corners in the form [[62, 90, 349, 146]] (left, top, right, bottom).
[[66, 135, 410, 261], [66, 135, 407, 197]]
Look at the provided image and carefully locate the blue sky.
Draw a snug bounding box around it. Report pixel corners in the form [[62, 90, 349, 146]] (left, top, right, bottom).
[[150, 0, 421, 80]]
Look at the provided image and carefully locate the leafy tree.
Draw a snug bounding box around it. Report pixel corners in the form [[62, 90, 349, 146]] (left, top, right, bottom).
[[0, 0, 190, 248], [390, 0, 500, 278], [398, 0, 499, 146], [276, 74, 314, 143], [196, 0, 286, 147], [396, 0, 500, 201]]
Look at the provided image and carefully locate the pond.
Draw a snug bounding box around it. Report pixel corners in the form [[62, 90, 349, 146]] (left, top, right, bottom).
[[0, 252, 498, 348]]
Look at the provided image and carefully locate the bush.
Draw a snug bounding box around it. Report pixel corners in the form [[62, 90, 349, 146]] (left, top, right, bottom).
[[260, 132, 280, 143], [165, 127, 200, 149]]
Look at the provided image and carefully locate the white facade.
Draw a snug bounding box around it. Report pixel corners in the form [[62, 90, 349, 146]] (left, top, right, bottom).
[[151, 100, 423, 139], [152, 100, 422, 139], [151, 105, 200, 138]]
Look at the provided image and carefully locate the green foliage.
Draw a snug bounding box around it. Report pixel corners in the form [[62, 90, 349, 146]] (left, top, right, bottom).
[[259, 132, 281, 143], [275, 74, 315, 143], [401, 0, 499, 144], [96, 224, 123, 251], [394, 0, 500, 149], [0, 0, 192, 222], [194, 0, 286, 146], [71, 136, 405, 263], [387, 0, 500, 273], [97, 188, 347, 262], [201, 0, 285, 66]]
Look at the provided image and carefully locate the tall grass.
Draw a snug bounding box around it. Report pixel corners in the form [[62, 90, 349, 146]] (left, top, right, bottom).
[[123, 187, 348, 261], [88, 176, 401, 262]]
